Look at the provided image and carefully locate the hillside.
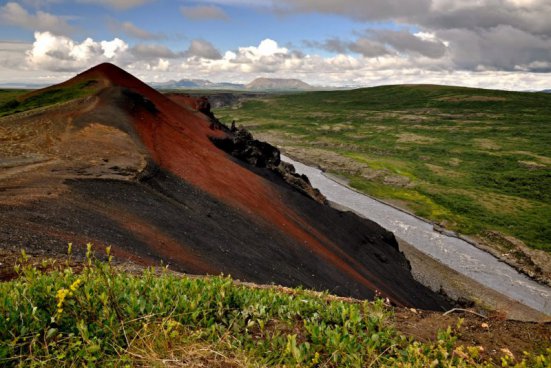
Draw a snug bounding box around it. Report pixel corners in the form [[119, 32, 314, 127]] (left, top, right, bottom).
[[215, 84, 551, 281], [0, 63, 450, 310]]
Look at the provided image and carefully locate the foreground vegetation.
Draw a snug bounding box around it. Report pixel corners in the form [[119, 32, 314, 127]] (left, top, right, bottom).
[[216, 85, 551, 251], [1, 248, 549, 367]]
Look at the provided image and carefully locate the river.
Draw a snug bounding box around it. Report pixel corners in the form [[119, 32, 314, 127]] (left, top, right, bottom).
[[282, 155, 551, 315]]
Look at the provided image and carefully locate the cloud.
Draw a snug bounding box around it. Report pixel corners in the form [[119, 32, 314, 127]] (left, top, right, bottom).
[[174, 37, 551, 90], [276, 0, 551, 35], [154, 58, 170, 71], [180, 5, 229, 20], [276, 0, 431, 21], [181, 38, 307, 75], [190, 0, 271, 6], [108, 19, 165, 40], [236, 39, 288, 59], [130, 44, 179, 59], [25, 32, 128, 72], [128, 58, 171, 73], [289, 0, 550, 72], [426, 0, 551, 35], [348, 38, 390, 57], [304, 38, 348, 54], [2, 32, 551, 91], [5, 0, 549, 82], [183, 39, 222, 59], [371, 30, 448, 59], [0, 41, 31, 70], [307, 30, 447, 59], [21, 0, 64, 8], [440, 25, 551, 72], [0, 2, 73, 35], [77, 0, 154, 10]]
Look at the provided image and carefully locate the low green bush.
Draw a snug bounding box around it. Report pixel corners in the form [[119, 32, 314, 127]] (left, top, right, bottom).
[[1, 246, 549, 367]]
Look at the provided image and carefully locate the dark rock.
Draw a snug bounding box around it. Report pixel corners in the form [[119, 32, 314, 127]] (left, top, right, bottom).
[[212, 127, 327, 204], [122, 89, 157, 114]]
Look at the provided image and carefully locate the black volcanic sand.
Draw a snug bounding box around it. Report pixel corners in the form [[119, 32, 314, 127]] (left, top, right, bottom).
[[0, 161, 451, 310]]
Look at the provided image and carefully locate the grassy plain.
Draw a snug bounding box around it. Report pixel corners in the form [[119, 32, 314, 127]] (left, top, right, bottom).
[[215, 85, 551, 252]]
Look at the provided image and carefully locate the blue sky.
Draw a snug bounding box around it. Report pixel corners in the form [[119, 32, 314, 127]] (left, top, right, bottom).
[[0, 0, 550, 89]]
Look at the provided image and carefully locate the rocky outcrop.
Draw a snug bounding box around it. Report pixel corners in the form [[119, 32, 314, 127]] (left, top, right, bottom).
[[211, 127, 327, 205]]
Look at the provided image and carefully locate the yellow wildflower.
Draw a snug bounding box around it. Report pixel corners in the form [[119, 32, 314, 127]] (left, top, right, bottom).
[[312, 352, 320, 364], [70, 279, 82, 292], [55, 279, 82, 317], [56, 288, 70, 308]]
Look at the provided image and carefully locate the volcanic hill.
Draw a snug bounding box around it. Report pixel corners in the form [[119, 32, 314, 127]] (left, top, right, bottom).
[[0, 63, 450, 310]]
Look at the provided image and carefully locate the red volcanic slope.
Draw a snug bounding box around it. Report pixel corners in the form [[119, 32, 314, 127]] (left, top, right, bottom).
[[76, 64, 404, 302]]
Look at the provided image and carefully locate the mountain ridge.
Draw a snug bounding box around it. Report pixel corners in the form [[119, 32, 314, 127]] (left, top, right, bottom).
[[150, 76, 313, 91], [245, 77, 313, 90]]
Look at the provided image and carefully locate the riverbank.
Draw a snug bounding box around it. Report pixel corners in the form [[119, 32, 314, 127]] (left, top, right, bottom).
[[277, 147, 551, 287], [281, 154, 551, 319]]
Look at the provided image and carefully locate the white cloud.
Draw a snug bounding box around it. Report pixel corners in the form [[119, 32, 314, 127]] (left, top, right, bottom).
[[100, 38, 128, 58], [154, 58, 170, 71], [25, 32, 128, 71], [0, 2, 73, 35], [236, 39, 288, 60]]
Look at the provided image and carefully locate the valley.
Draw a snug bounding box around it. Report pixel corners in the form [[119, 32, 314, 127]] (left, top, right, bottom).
[[214, 86, 551, 283]]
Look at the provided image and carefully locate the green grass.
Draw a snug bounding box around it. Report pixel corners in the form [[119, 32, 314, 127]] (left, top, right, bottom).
[[0, 80, 98, 117], [0, 89, 29, 105], [1, 248, 549, 367], [215, 85, 551, 251]]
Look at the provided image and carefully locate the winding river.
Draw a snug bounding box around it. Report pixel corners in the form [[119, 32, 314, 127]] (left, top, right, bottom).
[[282, 155, 551, 316]]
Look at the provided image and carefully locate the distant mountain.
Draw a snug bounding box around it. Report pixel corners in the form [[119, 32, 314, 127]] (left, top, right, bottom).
[[151, 77, 313, 91], [540, 89, 551, 93], [245, 77, 312, 91], [152, 79, 244, 90]]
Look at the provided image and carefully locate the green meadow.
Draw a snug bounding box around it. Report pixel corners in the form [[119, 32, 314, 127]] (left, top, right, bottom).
[[215, 85, 551, 251]]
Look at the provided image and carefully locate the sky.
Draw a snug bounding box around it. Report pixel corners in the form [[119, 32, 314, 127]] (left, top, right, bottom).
[[0, 0, 550, 89]]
